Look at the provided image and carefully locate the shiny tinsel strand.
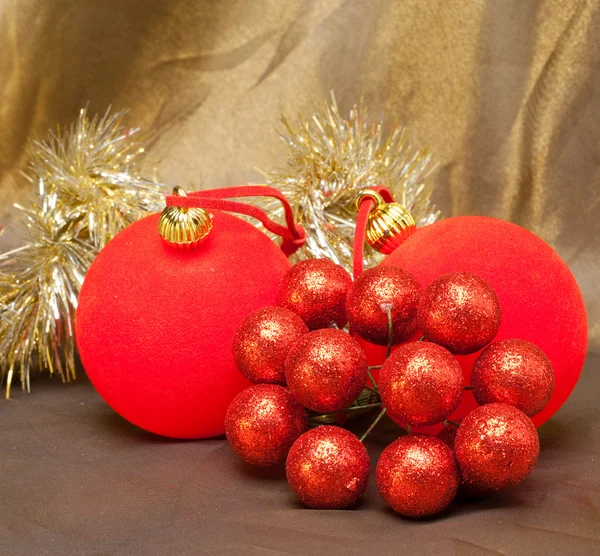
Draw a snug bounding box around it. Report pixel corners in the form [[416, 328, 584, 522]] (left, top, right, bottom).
[[259, 93, 440, 271], [0, 108, 164, 396]]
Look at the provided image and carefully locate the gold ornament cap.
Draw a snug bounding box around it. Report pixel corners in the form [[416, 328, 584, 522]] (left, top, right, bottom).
[[158, 186, 212, 248], [356, 189, 416, 254]]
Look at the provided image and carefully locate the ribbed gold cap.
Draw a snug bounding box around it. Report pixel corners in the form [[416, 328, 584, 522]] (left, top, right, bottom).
[[356, 189, 416, 254], [158, 186, 212, 248]]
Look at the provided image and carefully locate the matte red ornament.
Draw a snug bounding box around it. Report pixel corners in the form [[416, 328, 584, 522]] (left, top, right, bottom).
[[225, 384, 307, 466], [472, 339, 554, 417], [76, 211, 292, 439], [233, 307, 308, 385], [346, 266, 422, 346], [376, 434, 459, 518], [277, 259, 352, 329], [285, 329, 368, 413], [455, 403, 539, 492], [286, 426, 370, 509], [379, 342, 464, 427], [379, 216, 588, 428], [418, 272, 501, 355]]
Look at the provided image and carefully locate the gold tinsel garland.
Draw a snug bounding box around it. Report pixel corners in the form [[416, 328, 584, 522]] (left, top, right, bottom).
[[0, 108, 164, 396], [260, 93, 440, 272]]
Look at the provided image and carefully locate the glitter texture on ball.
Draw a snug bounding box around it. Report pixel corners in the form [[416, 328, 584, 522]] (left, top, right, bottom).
[[471, 339, 555, 417], [379, 342, 464, 426], [233, 307, 309, 385], [226, 384, 307, 466], [277, 259, 352, 330], [376, 434, 459, 518], [455, 403, 539, 492], [346, 266, 422, 346], [285, 329, 368, 413], [418, 272, 502, 355], [286, 426, 370, 509]]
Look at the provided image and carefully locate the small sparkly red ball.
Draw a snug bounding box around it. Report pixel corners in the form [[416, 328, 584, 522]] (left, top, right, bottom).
[[379, 342, 464, 426], [286, 426, 370, 509], [418, 272, 501, 355], [346, 266, 422, 346], [471, 339, 555, 417], [277, 259, 352, 330], [376, 434, 459, 518], [226, 384, 307, 466], [285, 329, 368, 412], [233, 307, 309, 385], [455, 403, 539, 492], [437, 423, 460, 450]]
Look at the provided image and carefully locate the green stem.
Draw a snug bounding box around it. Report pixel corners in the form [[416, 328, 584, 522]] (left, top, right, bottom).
[[360, 407, 387, 442], [464, 385, 473, 391], [418, 335, 425, 342], [443, 419, 461, 427]]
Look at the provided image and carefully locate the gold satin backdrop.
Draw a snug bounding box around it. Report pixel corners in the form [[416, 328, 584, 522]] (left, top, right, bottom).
[[0, 0, 598, 344]]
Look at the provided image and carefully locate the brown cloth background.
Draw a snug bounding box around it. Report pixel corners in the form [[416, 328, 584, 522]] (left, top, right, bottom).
[[0, 1, 599, 555]]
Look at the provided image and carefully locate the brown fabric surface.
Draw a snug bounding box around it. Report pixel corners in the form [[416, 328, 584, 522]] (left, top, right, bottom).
[[0, 356, 598, 556], [0, 1, 599, 554]]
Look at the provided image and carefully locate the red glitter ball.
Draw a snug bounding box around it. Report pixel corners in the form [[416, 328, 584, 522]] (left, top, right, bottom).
[[418, 272, 502, 355], [455, 403, 539, 492], [379, 342, 464, 426], [226, 384, 307, 466], [471, 339, 555, 417], [286, 426, 370, 509], [285, 329, 368, 412], [346, 266, 422, 346], [376, 434, 459, 518], [436, 422, 460, 450], [233, 307, 309, 385], [277, 259, 352, 330]]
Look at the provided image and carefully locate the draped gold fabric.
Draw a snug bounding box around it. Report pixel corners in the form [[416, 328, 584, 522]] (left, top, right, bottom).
[[0, 0, 598, 344]]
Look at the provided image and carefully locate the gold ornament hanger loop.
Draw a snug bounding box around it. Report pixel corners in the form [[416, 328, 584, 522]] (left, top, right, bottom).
[[158, 186, 213, 248], [356, 189, 416, 254]]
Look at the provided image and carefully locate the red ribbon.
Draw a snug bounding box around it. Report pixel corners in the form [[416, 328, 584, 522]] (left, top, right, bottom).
[[166, 185, 306, 256], [352, 186, 395, 279]]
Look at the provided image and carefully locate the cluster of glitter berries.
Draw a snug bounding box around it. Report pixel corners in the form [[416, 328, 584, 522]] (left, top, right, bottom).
[[226, 259, 555, 518]]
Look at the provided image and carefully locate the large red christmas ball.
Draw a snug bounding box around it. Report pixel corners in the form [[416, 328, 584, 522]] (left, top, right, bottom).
[[418, 272, 501, 355], [455, 403, 539, 492], [76, 211, 292, 439], [286, 426, 370, 509], [232, 307, 308, 385], [379, 342, 464, 426], [380, 216, 588, 428], [376, 434, 459, 518], [346, 266, 422, 346], [284, 329, 368, 413], [277, 259, 352, 330], [471, 339, 554, 417], [225, 384, 307, 466]]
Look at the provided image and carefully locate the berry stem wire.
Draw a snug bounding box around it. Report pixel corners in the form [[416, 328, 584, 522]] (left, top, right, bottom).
[[367, 370, 379, 392], [360, 407, 387, 442], [385, 306, 393, 358], [319, 403, 383, 417]]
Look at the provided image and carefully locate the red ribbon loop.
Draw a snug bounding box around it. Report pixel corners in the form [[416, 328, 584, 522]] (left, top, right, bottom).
[[352, 185, 395, 279], [165, 185, 306, 256]]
